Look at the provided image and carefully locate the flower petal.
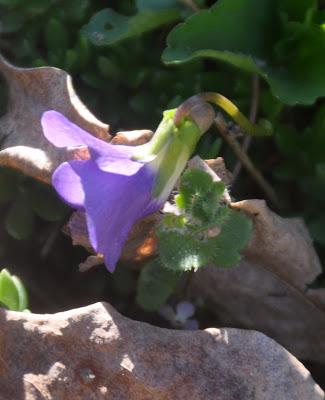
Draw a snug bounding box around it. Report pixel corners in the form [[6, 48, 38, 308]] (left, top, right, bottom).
[[94, 153, 144, 176], [52, 160, 90, 210], [42, 111, 144, 176], [42, 110, 106, 148], [56, 160, 160, 271], [87, 166, 160, 271], [176, 301, 195, 320]]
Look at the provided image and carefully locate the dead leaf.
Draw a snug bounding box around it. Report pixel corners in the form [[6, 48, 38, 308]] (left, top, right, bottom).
[[0, 54, 110, 183], [66, 210, 161, 268], [111, 129, 153, 146]]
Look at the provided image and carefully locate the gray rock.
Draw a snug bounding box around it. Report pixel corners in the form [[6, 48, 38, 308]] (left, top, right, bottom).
[[0, 302, 323, 399]]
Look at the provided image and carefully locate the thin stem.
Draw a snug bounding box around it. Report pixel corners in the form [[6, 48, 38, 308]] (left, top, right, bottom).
[[174, 92, 272, 137], [232, 74, 260, 180], [214, 113, 280, 209]]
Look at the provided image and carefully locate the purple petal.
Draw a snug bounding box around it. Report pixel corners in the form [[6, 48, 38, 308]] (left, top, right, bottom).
[[94, 152, 144, 176], [42, 111, 107, 148], [176, 301, 195, 321], [42, 111, 141, 175], [86, 166, 159, 271], [52, 160, 88, 210], [53, 158, 160, 272], [183, 319, 199, 330], [158, 305, 175, 321]]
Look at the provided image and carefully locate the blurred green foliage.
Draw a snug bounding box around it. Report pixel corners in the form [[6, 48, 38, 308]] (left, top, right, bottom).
[[0, 0, 325, 309]]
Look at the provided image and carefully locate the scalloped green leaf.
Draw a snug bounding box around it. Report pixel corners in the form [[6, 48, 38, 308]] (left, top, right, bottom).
[[163, 0, 325, 105], [82, 7, 180, 47], [177, 169, 225, 222], [136, 258, 180, 311], [157, 169, 252, 272], [157, 229, 209, 271], [208, 209, 253, 268]]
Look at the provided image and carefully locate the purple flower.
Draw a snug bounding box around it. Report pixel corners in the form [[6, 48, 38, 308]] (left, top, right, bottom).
[[159, 301, 199, 330], [41, 109, 205, 272]]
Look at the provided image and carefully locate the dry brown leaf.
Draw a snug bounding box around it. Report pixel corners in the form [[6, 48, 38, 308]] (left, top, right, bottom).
[[0, 55, 110, 182], [66, 210, 161, 269]]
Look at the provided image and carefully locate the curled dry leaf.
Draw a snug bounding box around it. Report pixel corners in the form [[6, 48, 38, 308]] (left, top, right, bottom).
[[111, 129, 153, 146], [189, 162, 325, 364], [0, 54, 110, 183]]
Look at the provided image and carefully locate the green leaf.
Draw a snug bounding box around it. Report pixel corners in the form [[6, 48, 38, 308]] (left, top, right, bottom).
[[308, 216, 325, 245], [177, 169, 225, 222], [11, 275, 28, 311], [45, 18, 69, 51], [0, 168, 21, 203], [58, 0, 89, 22], [0, 269, 19, 311], [157, 169, 252, 272], [137, 0, 180, 11], [0, 9, 25, 33], [97, 56, 120, 80], [158, 229, 209, 271], [209, 209, 253, 267], [0, 269, 28, 311], [136, 258, 180, 311], [279, 0, 316, 23], [74, 34, 91, 68], [0, 0, 22, 6], [163, 0, 277, 70], [29, 185, 68, 222], [163, 0, 325, 105], [82, 8, 180, 46], [5, 197, 34, 239]]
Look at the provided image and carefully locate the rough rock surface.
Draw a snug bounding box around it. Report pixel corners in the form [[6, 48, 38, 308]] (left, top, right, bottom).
[[0, 302, 323, 400]]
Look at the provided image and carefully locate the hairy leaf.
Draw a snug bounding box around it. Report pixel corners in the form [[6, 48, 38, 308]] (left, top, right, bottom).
[[209, 210, 253, 268], [158, 229, 209, 271], [158, 168, 251, 272]]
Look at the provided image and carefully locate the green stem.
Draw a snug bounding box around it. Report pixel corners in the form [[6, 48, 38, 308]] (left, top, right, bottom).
[[174, 92, 272, 137]]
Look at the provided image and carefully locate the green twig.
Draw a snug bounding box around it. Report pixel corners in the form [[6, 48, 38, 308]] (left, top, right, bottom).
[[174, 92, 272, 137], [214, 113, 280, 209], [232, 74, 260, 180]]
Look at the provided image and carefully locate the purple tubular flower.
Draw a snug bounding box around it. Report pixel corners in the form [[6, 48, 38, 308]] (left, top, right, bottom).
[[41, 109, 205, 272]]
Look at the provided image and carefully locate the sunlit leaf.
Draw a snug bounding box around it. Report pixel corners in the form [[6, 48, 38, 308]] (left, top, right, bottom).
[[163, 0, 325, 105]]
